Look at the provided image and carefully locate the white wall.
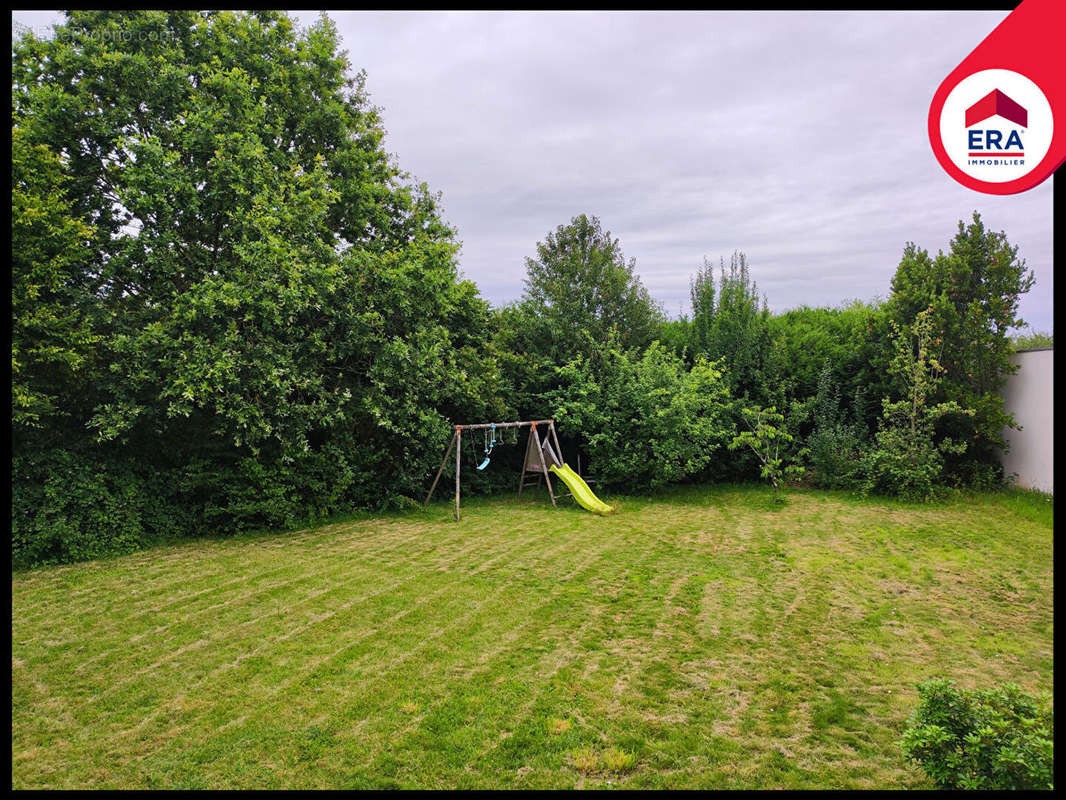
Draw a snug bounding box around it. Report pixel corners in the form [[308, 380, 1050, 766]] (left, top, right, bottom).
[[1000, 349, 1053, 493]]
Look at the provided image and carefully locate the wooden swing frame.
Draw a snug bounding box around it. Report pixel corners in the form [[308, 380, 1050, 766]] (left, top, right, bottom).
[[423, 419, 564, 521]]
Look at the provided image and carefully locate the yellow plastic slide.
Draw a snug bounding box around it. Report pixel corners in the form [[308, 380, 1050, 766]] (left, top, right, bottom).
[[549, 463, 613, 515]]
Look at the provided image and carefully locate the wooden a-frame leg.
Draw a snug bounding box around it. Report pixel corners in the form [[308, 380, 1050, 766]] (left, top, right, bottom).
[[518, 427, 534, 500], [455, 427, 462, 521], [534, 427, 557, 507], [424, 429, 457, 508]]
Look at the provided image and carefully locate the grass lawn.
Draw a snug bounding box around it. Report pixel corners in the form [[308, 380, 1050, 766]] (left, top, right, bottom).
[[11, 484, 1053, 789]]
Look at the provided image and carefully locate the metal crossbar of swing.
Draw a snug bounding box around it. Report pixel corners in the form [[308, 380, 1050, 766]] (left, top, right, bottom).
[[423, 419, 565, 521]]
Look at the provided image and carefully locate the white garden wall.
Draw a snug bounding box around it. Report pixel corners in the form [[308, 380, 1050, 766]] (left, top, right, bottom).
[[1000, 348, 1053, 494]]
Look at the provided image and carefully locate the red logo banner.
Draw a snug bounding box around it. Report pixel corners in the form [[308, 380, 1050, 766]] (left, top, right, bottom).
[[928, 0, 1065, 194]]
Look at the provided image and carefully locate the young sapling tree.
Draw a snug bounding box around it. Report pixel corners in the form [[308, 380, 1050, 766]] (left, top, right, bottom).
[[728, 405, 804, 501]]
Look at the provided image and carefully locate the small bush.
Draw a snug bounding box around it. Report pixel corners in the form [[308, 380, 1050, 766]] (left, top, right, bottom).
[[900, 678, 1053, 790], [860, 426, 944, 501], [960, 461, 1009, 493], [728, 404, 805, 498], [805, 422, 863, 489]]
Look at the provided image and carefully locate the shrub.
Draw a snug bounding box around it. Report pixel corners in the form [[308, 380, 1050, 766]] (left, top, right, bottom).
[[767, 300, 891, 438], [11, 449, 194, 569], [551, 338, 734, 491], [805, 423, 864, 489], [1011, 326, 1053, 351], [861, 426, 945, 501], [799, 360, 865, 489], [900, 678, 1053, 790]]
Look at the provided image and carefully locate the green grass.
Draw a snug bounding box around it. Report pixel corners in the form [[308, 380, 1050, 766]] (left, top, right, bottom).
[[11, 484, 1053, 789]]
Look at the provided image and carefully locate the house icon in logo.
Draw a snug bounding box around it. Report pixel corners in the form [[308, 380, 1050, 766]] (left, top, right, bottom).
[[965, 89, 1028, 128]]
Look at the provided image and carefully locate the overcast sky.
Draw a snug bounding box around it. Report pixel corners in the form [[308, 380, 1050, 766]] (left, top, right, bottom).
[[12, 10, 1055, 331]]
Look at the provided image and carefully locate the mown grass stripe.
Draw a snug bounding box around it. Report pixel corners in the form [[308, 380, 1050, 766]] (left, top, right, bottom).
[[65, 533, 526, 723], [53, 518, 497, 679], [11, 487, 1053, 789]]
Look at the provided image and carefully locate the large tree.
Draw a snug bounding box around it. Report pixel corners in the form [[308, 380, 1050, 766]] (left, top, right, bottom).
[[495, 213, 663, 422], [12, 11, 503, 564], [521, 213, 662, 361], [887, 213, 1034, 485]]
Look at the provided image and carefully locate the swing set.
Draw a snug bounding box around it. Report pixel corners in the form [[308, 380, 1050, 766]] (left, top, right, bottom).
[[423, 419, 613, 520]]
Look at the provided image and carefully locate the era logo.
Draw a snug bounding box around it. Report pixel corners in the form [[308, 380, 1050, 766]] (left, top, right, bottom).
[[967, 89, 1023, 157], [967, 128, 1024, 151], [928, 0, 1064, 194]]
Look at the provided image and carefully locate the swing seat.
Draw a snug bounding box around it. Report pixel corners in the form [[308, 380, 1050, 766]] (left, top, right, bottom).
[[477, 456, 491, 470]]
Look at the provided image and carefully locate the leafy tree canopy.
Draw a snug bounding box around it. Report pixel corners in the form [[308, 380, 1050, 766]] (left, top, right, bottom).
[[550, 337, 733, 492], [688, 251, 774, 404], [12, 10, 505, 565], [521, 213, 663, 362], [887, 212, 1033, 483]]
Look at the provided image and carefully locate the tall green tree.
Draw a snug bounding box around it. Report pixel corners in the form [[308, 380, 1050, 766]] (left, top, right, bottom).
[[887, 213, 1033, 485], [11, 128, 98, 433], [496, 213, 663, 422], [687, 251, 775, 405], [12, 11, 503, 564], [689, 257, 716, 355], [521, 213, 663, 360]]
